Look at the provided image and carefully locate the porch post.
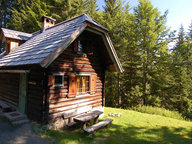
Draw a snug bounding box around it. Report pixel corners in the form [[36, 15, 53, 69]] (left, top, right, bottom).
[[18, 73, 28, 114]]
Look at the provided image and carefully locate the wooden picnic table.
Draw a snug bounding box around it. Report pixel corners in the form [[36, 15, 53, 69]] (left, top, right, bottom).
[[73, 110, 103, 129]]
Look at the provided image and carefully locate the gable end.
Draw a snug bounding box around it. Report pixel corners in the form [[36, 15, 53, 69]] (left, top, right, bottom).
[[40, 21, 123, 73]]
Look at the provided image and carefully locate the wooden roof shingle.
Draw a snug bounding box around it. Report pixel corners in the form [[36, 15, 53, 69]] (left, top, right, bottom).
[[1, 28, 32, 41], [0, 14, 123, 72]]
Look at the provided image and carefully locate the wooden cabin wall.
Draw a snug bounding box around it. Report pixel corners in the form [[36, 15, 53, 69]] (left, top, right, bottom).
[[0, 73, 19, 106], [27, 66, 44, 122], [47, 35, 106, 120], [0, 66, 45, 122]]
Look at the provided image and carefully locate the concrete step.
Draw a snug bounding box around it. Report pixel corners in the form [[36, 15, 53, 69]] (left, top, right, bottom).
[[0, 100, 12, 112], [12, 119, 29, 125], [3, 111, 29, 125], [3, 111, 27, 122]]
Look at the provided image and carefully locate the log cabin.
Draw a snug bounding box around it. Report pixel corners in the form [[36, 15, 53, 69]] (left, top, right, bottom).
[[0, 14, 123, 128]]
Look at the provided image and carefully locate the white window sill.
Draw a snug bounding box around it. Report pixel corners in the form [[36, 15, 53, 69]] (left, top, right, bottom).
[[53, 84, 64, 87], [76, 94, 90, 98]]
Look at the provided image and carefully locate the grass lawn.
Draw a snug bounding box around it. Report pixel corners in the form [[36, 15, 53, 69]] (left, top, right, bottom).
[[41, 107, 192, 144]]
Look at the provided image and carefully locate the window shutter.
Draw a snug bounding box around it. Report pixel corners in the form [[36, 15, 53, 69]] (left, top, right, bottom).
[[68, 73, 77, 98], [48, 75, 55, 86], [90, 74, 97, 95], [74, 40, 78, 52]]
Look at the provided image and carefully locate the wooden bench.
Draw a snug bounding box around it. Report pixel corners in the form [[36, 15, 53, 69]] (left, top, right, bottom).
[[73, 110, 103, 129], [63, 106, 92, 127], [83, 118, 113, 134]]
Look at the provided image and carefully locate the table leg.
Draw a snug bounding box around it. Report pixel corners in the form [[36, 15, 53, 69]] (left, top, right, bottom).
[[94, 116, 99, 124], [82, 122, 87, 129]]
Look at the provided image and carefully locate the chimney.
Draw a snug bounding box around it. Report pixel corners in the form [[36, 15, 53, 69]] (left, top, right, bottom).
[[41, 15, 56, 32]]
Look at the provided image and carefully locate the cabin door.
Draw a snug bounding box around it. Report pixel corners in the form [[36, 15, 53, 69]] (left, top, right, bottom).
[[18, 73, 28, 114]]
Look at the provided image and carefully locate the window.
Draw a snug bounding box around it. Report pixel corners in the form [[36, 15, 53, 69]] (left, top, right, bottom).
[[68, 73, 97, 98], [74, 40, 87, 55], [78, 40, 83, 53], [76, 75, 90, 95], [53, 73, 64, 87]]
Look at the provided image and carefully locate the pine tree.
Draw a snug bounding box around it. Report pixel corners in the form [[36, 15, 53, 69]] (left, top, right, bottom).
[[102, 0, 127, 107], [0, 0, 15, 53], [119, 5, 144, 108], [134, 0, 169, 105], [85, 0, 99, 20], [47, 0, 87, 23], [171, 25, 192, 113], [10, 0, 47, 33], [0, 0, 14, 28], [187, 20, 192, 40]]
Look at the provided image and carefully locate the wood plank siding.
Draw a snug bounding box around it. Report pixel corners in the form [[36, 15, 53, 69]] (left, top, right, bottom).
[[47, 31, 106, 120], [0, 73, 19, 106], [27, 67, 44, 122], [0, 66, 45, 122]]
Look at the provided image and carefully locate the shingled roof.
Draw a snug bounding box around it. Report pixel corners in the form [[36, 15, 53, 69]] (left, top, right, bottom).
[[1, 28, 32, 41], [0, 14, 123, 72]]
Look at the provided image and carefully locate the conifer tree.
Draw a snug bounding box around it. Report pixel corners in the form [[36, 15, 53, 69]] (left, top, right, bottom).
[[85, 0, 100, 20], [0, 0, 14, 28], [103, 0, 128, 107], [0, 0, 15, 53], [134, 0, 169, 105], [47, 0, 87, 23], [119, 5, 143, 108], [187, 20, 192, 40], [10, 0, 47, 33], [171, 25, 192, 113]]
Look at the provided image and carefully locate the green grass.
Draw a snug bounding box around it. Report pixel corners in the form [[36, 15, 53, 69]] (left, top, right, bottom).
[[133, 105, 184, 120], [40, 107, 192, 144]]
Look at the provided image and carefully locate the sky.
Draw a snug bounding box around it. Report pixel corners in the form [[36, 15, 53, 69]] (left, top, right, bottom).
[[96, 0, 192, 33]]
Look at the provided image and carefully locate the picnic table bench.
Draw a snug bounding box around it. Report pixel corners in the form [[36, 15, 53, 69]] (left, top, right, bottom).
[[84, 118, 113, 134], [73, 110, 103, 129]]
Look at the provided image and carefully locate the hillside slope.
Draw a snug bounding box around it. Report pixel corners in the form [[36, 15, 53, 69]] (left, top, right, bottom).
[[42, 107, 192, 144], [103, 107, 192, 144]]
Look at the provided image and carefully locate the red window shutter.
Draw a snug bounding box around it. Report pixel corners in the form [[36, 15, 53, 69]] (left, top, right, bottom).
[[48, 75, 55, 86], [74, 40, 78, 52], [68, 73, 77, 98], [90, 74, 97, 95]]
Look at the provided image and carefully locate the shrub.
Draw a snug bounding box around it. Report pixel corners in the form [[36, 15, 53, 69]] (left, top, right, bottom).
[[132, 105, 184, 120]]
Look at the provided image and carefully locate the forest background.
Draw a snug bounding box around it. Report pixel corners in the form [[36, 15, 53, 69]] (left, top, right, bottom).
[[1, 0, 192, 119]]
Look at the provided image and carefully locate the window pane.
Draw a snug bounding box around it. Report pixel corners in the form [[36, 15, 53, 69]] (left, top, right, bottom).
[[55, 75, 63, 85], [78, 41, 83, 52], [76, 76, 90, 95]]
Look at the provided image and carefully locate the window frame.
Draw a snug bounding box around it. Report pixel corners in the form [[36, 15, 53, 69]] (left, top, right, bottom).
[[76, 74, 91, 97], [76, 40, 87, 56], [53, 73, 64, 87]]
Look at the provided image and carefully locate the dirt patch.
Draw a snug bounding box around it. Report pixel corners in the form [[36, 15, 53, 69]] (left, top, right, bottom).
[[0, 117, 50, 144]]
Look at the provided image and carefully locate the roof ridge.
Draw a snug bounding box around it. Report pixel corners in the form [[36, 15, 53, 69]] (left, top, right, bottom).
[[31, 14, 86, 35], [45, 13, 86, 31]]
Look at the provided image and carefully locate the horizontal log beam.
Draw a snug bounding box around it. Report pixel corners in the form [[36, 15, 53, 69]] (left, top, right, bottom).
[[0, 70, 30, 74]]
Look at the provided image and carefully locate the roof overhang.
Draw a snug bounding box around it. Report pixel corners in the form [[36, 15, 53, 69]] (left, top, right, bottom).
[[1, 28, 32, 41], [40, 21, 124, 73]]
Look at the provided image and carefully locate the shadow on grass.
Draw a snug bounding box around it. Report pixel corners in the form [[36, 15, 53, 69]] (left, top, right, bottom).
[[44, 122, 192, 144]]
